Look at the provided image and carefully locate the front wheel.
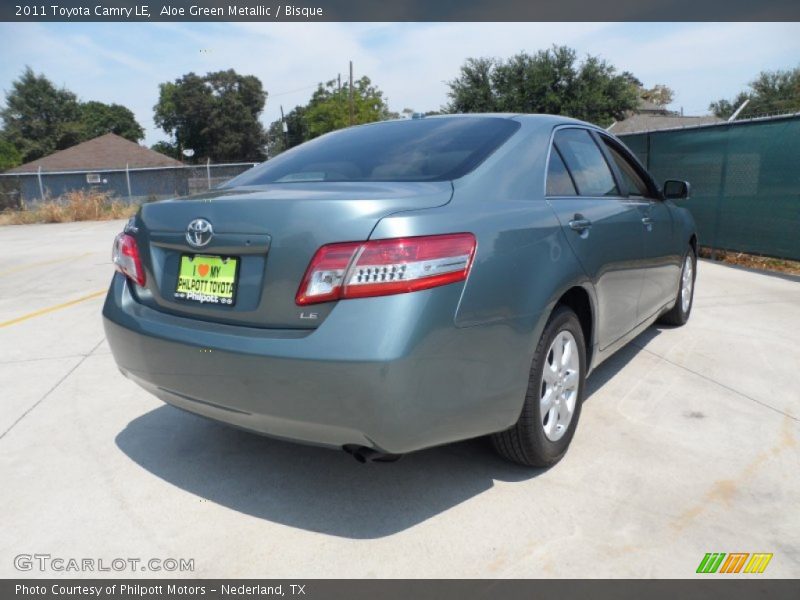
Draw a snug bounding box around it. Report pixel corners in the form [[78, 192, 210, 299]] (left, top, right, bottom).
[[492, 305, 587, 467], [659, 245, 696, 326]]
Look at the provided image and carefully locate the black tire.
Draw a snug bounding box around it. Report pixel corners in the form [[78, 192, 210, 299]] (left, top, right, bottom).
[[659, 245, 696, 326], [492, 305, 587, 467]]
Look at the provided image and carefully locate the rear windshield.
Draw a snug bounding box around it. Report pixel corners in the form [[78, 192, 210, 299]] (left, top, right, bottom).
[[225, 117, 520, 185]]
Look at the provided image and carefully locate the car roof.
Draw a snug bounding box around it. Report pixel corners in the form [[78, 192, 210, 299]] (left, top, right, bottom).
[[401, 112, 600, 130], [317, 113, 608, 145]]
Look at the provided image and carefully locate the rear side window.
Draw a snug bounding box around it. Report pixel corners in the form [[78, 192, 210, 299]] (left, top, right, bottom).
[[554, 129, 619, 197], [226, 117, 521, 185], [602, 139, 652, 197], [546, 148, 577, 196]]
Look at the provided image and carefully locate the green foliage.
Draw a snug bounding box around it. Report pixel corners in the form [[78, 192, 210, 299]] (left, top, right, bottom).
[[79, 101, 144, 142], [0, 67, 145, 164], [1, 67, 82, 163], [0, 136, 23, 171], [266, 75, 392, 157], [446, 58, 496, 113], [445, 46, 640, 126], [150, 141, 181, 160], [266, 105, 309, 157], [305, 76, 392, 138], [710, 66, 800, 119], [153, 69, 268, 162]]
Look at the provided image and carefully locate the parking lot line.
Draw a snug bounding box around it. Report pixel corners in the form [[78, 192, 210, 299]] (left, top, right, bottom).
[[0, 252, 93, 277], [0, 289, 106, 329]]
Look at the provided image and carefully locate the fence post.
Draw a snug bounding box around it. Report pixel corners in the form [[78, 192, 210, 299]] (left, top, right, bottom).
[[207, 158, 211, 190], [37, 166, 45, 201], [126, 163, 132, 199]]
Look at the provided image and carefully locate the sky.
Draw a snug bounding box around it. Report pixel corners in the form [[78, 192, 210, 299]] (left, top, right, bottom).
[[1, 21, 799, 147]]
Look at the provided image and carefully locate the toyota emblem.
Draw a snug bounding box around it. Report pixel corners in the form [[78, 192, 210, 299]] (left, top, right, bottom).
[[186, 218, 213, 247]]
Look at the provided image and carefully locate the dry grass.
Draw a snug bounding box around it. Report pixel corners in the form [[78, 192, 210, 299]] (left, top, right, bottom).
[[0, 190, 137, 225], [699, 246, 800, 276]]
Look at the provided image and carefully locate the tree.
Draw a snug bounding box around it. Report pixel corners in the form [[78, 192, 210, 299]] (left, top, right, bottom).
[[79, 101, 144, 142], [265, 75, 392, 157], [304, 76, 392, 139], [0, 136, 22, 171], [710, 66, 800, 119], [1, 67, 82, 162], [446, 57, 497, 114], [150, 141, 181, 160], [1, 67, 146, 164], [153, 69, 268, 162], [266, 105, 308, 157], [445, 46, 640, 126]]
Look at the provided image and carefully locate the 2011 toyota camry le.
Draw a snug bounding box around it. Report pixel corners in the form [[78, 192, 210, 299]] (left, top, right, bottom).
[[103, 114, 696, 467]]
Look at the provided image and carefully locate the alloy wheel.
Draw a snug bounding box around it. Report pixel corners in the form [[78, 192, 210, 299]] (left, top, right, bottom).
[[681, 255, 694, 313], [540, 330, 580, 442]]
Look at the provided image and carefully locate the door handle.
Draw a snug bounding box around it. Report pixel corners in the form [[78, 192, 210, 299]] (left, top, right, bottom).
[[568, 217, 592, 232], [641, 217, 654, 231]]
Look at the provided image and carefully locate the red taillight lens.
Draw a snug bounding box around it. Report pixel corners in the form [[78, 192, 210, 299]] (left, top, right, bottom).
[[112, 233, 146, 287], [295, 241, 361, 305], [296, 233, 476, 305]]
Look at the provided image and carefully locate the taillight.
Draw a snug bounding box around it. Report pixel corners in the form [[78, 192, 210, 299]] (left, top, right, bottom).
[[296, 233, 476, 305], [112, 233, 146, 287]]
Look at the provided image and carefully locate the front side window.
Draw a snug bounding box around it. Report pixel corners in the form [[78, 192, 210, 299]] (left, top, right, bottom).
[[225, 117, 521, 185], [602, 139, 652, 197], [553, 129, 619, 197]]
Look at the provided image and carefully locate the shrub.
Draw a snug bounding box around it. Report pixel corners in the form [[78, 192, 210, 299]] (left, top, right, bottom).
[[0, 190, 137, 225]]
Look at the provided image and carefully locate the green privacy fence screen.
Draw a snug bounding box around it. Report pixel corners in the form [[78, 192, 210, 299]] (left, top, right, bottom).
[[619, 114, 800, 261]]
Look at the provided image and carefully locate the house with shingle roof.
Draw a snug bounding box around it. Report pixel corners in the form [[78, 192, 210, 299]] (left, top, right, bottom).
[[5, 133, 183, 173], [0, 133, 190, 205], [607, 100, 723, 135]]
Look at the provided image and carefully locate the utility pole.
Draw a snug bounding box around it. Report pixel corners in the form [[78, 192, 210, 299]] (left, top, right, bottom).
[[280, 104, 289, 148], [349, 61, 354, 126], [337, 73, 341, 92]]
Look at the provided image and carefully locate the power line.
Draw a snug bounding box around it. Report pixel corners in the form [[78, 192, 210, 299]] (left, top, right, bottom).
[[268, 83, 319, 98]]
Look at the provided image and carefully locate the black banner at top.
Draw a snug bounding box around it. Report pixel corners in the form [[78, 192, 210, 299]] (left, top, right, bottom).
[[3, 0, 800, 22]]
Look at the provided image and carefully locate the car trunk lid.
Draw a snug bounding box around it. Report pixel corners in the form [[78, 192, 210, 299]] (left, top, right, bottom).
[[131, 181, 453, 329]]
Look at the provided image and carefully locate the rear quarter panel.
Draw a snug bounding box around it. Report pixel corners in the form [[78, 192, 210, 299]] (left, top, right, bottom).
[[369, 119, 598, 426]]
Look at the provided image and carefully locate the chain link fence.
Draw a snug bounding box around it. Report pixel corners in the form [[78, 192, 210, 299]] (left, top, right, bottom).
[[0, 162, 258, 210], [620, 113, 800, 261]]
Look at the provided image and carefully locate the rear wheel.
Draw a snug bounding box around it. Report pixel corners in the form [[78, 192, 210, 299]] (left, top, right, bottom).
[[492, 305, 587, 467], [659, 245, 696, 326]]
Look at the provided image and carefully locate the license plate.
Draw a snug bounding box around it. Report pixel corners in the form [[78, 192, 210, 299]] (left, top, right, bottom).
[[175, 255, 238, 305]]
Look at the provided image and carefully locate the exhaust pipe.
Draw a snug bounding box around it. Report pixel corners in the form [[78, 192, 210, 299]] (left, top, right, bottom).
[[343, 445, 402, 463]]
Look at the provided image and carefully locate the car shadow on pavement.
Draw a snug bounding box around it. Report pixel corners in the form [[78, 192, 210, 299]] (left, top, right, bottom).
[[115, 327, 657, 539], [584, 327, 661, 398]]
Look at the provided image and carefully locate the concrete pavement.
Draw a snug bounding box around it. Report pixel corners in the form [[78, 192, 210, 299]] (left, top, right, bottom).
[[1, 220, 798, 578]]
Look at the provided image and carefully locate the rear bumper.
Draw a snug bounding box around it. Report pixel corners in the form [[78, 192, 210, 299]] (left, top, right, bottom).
[[103, 274, 536, 454]]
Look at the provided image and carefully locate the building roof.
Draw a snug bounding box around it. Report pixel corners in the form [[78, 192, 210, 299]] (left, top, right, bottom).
[[608, 113, 724, 135], [6, 133, 183, 174]]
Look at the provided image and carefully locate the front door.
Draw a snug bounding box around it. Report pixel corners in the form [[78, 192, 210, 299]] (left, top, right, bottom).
[[596, 134, 682, 320]]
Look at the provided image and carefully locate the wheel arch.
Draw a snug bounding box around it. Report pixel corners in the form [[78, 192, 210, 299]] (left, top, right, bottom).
[[554, 285, 595, 369]]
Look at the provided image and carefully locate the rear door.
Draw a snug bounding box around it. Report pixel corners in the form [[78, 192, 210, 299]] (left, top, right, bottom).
[[597, 133, 681, 320], [545, 127, 646, 349]]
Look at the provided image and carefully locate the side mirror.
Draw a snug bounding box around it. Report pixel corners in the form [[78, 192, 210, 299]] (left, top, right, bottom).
[[663, 180, 691, 200]]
